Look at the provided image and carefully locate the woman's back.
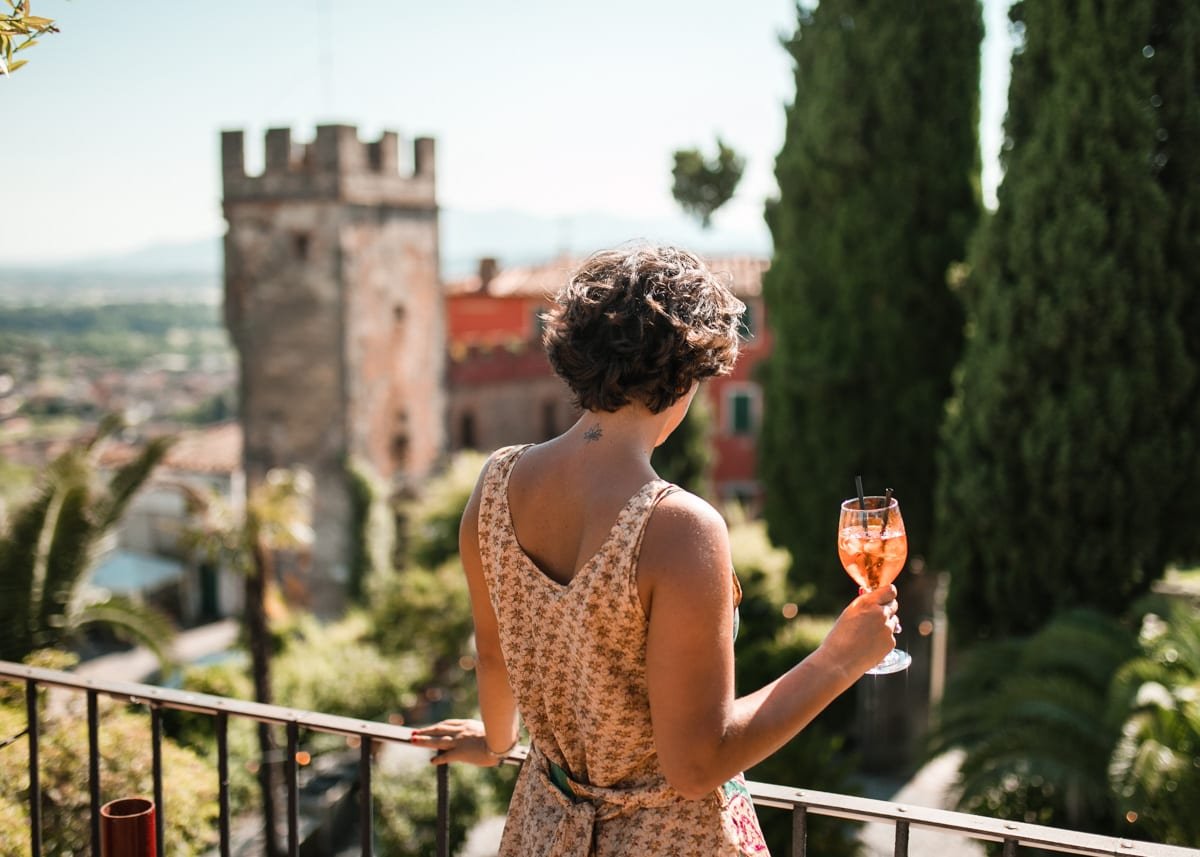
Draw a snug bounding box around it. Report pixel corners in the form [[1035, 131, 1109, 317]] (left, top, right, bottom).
[[479, 443, 668, 785], [478, 444, 765, 856]]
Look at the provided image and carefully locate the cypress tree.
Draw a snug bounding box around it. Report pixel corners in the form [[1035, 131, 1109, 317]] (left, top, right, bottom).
[[934, 0, 1200, 641], [761, 0, 982, 606], [1150, 2, 1200, 568]]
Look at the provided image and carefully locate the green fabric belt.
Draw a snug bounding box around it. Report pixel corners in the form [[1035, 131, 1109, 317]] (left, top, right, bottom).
[[548, 758, 578, 801]]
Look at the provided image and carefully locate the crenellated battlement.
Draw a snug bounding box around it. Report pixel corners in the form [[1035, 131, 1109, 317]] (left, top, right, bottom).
[[221, 124, 436, 208]]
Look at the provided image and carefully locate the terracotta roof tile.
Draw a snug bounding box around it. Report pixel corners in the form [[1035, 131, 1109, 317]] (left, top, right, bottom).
[[163, 422, 242, 474], [98, 421, 242, 476]]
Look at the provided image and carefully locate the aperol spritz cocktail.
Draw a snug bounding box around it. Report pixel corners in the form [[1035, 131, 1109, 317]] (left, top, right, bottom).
[[837, 495, 910, 674]]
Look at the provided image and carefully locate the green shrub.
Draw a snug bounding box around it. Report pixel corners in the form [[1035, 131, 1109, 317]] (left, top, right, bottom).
[[0, 686, 218, 856], [372, 756, 510, 857], [402, 451, 488, 570]]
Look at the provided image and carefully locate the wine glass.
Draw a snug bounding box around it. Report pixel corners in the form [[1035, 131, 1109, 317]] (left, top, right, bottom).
[[837, 494, 910, 675]]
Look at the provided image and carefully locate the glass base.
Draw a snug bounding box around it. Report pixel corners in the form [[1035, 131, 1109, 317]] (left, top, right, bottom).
[[864, 647, 911, 676]]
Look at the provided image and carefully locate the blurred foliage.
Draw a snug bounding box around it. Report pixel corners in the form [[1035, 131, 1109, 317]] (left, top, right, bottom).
[[270, 613, 427, 723], [727, 502, 803, 651], [366, 559, 477, 715], [652, 390, 715, 499], [0, 417, 177, 665], [934, 0, 1200, 640], [0, 1, 58, 76], [934, 600, 1200, 849], [401, 450, 488, 570], [0, 455, 35, 508], [761, 0, 981, 611], [1108, 602, 1200, 846], [346, 456, 394, 602], [363, 450, 484, 713], [372, 758, 512, 857], [671, 137, 745, 229], [0, 652, 216, 857], [165, 656, 261, 815], [0, 303, 231, 373], [932, 610, 1137, 841]]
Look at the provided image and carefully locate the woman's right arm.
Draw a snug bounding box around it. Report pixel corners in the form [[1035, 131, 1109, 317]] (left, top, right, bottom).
[[640, 492, 898, 800]]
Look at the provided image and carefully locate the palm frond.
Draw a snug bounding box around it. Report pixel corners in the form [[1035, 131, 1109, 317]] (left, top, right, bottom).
[[72, 591, 177, 671], [96, 434, 174, 530], [27, 450, 92, 648], [1, 424, 176, 664], [247, 469, 313, 551], [37, 478, 96, 647], [84, 413, 124, 453], [0, 478, 55, 660], [932, 609, 1136, 834]]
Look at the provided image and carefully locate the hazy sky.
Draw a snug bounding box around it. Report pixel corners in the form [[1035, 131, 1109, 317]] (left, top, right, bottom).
[[3, 0, 1012, 265]]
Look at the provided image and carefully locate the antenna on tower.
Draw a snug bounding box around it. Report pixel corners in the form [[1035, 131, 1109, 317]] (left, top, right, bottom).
[[316, 0, 334, 115]]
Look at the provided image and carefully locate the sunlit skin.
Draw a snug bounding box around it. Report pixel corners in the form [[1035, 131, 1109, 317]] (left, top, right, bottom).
[[412, 384, 899, 798]]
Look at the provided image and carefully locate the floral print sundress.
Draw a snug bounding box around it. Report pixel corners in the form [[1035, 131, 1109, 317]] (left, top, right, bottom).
[[478, 445, 770, 856]]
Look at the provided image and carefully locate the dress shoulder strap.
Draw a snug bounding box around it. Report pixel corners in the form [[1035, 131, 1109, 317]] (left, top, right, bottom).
[[611, 481, 679, 570], [479, 444, 532, 507]]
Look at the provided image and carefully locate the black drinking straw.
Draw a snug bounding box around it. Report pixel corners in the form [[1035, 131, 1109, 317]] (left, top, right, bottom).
[[855, 475, 867, 531], [880, 487, 894, 534]]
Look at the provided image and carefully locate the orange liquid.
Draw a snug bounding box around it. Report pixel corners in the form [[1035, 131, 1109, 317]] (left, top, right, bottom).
[[837, 526, 908, 591]]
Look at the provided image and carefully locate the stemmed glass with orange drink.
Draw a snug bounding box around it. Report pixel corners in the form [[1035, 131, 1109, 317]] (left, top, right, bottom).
[[837, 483, 910, 675]]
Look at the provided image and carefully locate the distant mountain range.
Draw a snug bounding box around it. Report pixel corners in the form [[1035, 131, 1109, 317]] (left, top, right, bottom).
[[0, 208, 771, 304]]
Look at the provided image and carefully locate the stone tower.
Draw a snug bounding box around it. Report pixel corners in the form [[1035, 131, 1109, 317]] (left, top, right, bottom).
[[221, 125, 445, 616]]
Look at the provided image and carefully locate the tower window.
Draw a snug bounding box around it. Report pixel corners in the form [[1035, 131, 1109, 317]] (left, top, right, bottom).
[[292, 232, 311, 260]]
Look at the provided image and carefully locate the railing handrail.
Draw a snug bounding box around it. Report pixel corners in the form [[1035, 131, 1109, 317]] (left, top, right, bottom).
[[3, 660, 1197, 857]]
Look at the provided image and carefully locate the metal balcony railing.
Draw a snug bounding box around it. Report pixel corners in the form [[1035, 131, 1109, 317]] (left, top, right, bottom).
[[2, 660, 1196, 857]]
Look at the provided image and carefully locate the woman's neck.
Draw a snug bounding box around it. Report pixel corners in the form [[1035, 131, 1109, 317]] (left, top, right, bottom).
[[564, 405, 665, 465]]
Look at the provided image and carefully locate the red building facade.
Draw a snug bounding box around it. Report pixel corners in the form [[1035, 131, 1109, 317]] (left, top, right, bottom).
[[445, 255, 771, 504]]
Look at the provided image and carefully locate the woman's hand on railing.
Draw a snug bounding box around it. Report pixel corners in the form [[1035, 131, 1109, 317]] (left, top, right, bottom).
[[411, 718, 500, 767]]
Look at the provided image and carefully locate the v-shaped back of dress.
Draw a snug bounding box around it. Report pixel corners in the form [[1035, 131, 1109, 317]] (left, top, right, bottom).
[[499, 447, 667, 591], [478, 444, 674, 786]]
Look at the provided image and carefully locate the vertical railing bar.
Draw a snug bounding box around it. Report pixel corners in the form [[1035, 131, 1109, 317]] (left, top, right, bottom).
[[151, 704, 165, 857], [26, 679, 42, 857], [216, 712, 231, 857], [1002, 838, 1018, 857], [359, 737, 372, 857], [286, 720, 299, 857], [436, 762, 449, 857], [791, 804, 807, 857], [88, 689, 101, 857], [894, 819, 910, 857]]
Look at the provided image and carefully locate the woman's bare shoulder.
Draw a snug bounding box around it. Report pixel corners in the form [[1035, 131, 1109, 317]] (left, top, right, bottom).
[[638, 489, 731, 592]]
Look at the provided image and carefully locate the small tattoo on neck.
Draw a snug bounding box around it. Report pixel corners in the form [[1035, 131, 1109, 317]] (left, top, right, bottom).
[[583, 424, 603, 443]]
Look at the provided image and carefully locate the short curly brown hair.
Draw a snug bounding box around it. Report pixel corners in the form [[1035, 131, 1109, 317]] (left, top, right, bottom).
[[543, 245, 745, 414]]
